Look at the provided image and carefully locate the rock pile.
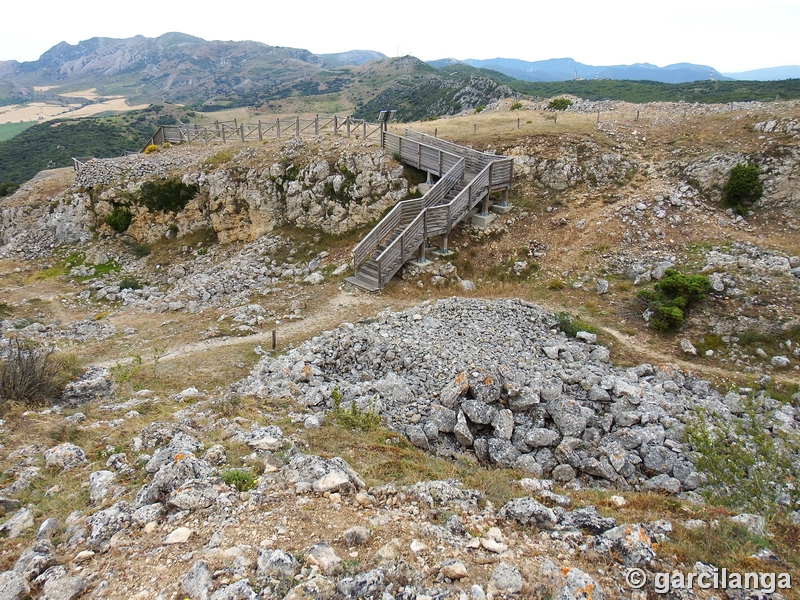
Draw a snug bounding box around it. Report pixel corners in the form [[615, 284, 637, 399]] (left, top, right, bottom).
[[238, 298, 799, 494]]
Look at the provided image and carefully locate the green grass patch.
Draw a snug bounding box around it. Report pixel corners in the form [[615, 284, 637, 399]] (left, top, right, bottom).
[[556, 312, 598, 338], [0, 121, 36, 142], [220, 468, 257, 492]]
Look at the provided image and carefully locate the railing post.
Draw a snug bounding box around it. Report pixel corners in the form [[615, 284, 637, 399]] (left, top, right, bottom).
[[489, 162, 493, 187], [221, 124, 226, 144], [240, 125, 245, 142], [334, 116, 338, 135], [258, 120, 262, 142], [438, 150, 443, 176], [362, 120, 367, 140], [276, 118, 280, 138], [296, 116, 300, 138], [380, 128, 385, 149], [346, 117, 351, 137], [378, 258, 383, 289], [315, 115, 319, 135], [204, 128, 209, 145], [417, 143, 421, 169]]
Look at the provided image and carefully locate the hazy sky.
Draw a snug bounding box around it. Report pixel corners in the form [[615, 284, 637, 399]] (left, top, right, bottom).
[[2, 0, 798, 73]]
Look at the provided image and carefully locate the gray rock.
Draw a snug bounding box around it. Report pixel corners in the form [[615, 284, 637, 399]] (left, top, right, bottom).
[[1, 507, 34, 539], [89, 470, 117, 504], [643, 474, 682, 494], [167, 478, 220, 510], [343, 526, 371, 547], [61, 366, 114, 406], [491, 409, 515, 440], [487, 438, 521, 467], [454, 411, 474, 447], [136, 456, 213, 505], [559, 506, 616, 534], [552, 464, 576, 482], [643, 446, 676, 476], [430, 405, 457, 433], [405, 424, 429, 450], [513, 454, 543, 477], [500, 497, 557, 528], [283, 575, 337, 600], [86, 501, 132, 548], [524, 428, 560, 448], [547, 399, 587, 437], [209, 579, 257, 600], [305, 541, 341, 575], [180, 560, 212, 600], [771, 355, 791, 368], [679, 339, 697, 355], [202, 444, 228, 466], [468, 368, 502, 403], [603, 524, 656, 567], [575, 331, 597, 343], [36, 518, 59, 540], [42, 575, 87, 600], [489, 562, 523, 594], [257, 549, 299, 581], [460, 399, 497, 425], [44, 443, 87, 472], [730, 513, 767, 536], [554, 568, 605, 600], [13, 539, 57, 581], [0, 570, 31, 600], [336, 569, 385, 599]]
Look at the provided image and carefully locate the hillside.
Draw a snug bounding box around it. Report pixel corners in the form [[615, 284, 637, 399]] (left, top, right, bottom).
[[0, 105, 194, 186], [0, 99, 799, 599]]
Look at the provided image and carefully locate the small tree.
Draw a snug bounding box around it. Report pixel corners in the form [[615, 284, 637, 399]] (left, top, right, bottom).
[[637, 269, 712, 331], [723, 163, 763, 211], [547, 98, 573, 111]]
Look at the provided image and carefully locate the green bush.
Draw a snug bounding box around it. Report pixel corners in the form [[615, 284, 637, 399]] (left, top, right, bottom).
[[330, 386, 380, 431], [723, 163, 763, 210], [135, 178, 198, 214], [686, 394, 800, 515], [221, 468, 257, 492], [637, 269, 712, 331], [509, 101, 523, 111], [547, 97, 573, 110], [119, 276, 142, 290], [104, 207, 133, 232], [0, 182, 19, 197], [556, 312, 598, 338]]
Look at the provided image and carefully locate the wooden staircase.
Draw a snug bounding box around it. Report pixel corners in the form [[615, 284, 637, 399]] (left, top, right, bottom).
[[345, 130, 513, 291]]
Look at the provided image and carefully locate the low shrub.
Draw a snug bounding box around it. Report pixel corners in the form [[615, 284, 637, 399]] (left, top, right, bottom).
[[330, 386, 380, 431], [547, 97, 573, 111], [637, 269, 711, 331], [509, 101, 523, 111], [135, 178, 198, 214], [723, 163, 763, 212], [556, 312, 598, 338], [221, 468, 257, 492], [0, 181, 19, 197], [119, 276, 142, 290], [0, 339, 67, 413], [161, 142, 171, 149], [686, 393, 800, 515], [104, 207, 133, 233], [143, 144, 159, 154]]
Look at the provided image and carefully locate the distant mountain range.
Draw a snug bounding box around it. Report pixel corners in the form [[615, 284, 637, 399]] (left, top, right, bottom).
[[722, 66, 800, 81], [429, 57, 733, 84]]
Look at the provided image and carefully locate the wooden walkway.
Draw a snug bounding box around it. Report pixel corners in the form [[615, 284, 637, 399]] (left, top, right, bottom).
[[345, 129, 513, 291]]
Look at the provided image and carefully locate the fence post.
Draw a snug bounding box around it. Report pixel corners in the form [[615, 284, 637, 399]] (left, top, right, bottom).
[[346, 118, 351, 137], [258, 120, 262, 141], [276, 118, 280, 138], [240, 125, 244, 142], [315, 115, 319, 135], [362, 120, 367, 140], [204, 128, 209, 145], [334, 116, 338, 135], [221, 124, 226, 144], [295, 117, 300, 138]]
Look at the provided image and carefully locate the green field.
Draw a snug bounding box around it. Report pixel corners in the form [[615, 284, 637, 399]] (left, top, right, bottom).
[[0, 121, 36, 142]]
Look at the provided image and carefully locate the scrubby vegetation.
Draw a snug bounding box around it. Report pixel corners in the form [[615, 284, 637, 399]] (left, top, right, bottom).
[[547, 97, 573, 110], [134, 178, 199, 214], [723, 163, 763, 213], [0, 339, 71, 413], [637, 269, 712, 331], [686, 394, 800, 515], [104, 206, 133, 232]]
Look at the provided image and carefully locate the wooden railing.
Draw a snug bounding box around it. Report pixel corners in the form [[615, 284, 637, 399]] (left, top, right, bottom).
[[402, 129, 513, 190], [348, 129, 514, 289], [143, 115, 383, 151], [351, 133, 464, 275]]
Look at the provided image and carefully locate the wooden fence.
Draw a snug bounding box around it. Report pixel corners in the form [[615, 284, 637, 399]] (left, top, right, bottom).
[[143, 115, 383, 151]]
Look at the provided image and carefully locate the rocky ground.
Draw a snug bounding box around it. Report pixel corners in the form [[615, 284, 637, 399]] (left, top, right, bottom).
[[1, 100, 799, 599]]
